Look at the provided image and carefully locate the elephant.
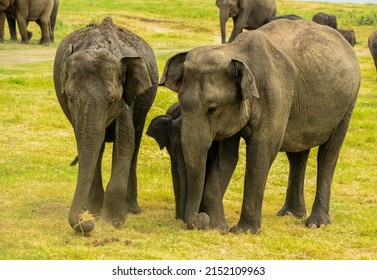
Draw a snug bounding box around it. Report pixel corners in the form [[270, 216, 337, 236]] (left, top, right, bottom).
[[53, 17, 158, 233], [146, 102, 240, 230], [368, 29, 377, 81], [216, 0, 277, 44], [0, 0, 15, 42], [338, 29, 356, 47], [159, 19, 360, 234], [312, 12, 337, 29], [0, 0, 58, 43], [12, 0, 59, 45]]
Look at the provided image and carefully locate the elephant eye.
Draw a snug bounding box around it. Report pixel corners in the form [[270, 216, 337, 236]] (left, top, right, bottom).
[[207, 105, 217, 115]]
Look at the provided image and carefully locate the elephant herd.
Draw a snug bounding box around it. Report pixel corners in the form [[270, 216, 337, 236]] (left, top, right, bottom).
[[6, 0, 372, 235], [0, 0, 59, 45]]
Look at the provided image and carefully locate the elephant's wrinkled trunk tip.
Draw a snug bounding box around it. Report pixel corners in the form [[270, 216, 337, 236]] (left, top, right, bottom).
[[69, 210, 95, 234]]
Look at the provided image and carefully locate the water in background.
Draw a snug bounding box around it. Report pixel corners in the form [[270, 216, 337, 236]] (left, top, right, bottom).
[[301, 0, 377, 4]]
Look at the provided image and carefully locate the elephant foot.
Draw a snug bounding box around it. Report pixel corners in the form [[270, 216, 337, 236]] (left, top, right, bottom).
[[69, 210, 95, 234], [305, 210, 331, 229], [230, 219, 261, 234], [277, 204, 307, 218], [206, 212, 229, 232], [186, 212, 210, 230], [27, 31, 33, 40], [102, 205, 128, 229], [126, 199, 141, 214]]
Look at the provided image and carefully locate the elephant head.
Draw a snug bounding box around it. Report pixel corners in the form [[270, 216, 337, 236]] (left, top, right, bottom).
[[59, 43, 152, 233], [159, 48, 259, 229], [216, 0, 240, 44]]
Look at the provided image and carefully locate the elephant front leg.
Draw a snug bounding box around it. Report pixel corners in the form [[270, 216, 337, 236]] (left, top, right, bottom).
[[102, 107, 135, 228], [277, 150, 309, 218], [231, 141, 277, 234], [201, 135, 240, 231], [15, 13, 29, 44]]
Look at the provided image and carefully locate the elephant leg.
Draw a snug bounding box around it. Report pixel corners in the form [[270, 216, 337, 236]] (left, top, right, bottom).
[[15, 13, 29, 44], [38, 17, 50, 45], [86, 141, 105, 217], [200, 134, 240, 231], [306, 108, 353, 228], [124, 123, 142, 214], [6, 15, 17, 41], [277, 150, 309, 218], [0, 12, 5, 43], [230, 137, 279, 234], [102, 104, 135, 228]]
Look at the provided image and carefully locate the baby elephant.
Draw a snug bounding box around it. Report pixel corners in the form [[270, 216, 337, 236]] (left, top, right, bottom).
[[54, 17, 158, 234], [338, 29, 356, 47], [312, 12, 337, 29], [147, 102, 240, 231]]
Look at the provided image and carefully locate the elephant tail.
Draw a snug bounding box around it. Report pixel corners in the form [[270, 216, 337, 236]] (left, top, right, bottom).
[[70, 156, 78, 166]]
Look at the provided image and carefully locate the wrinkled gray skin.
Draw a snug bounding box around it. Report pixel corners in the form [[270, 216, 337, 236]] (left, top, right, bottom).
[[338, 29, 356, 47], [0, 0, 58, 43], [265, 14, 301, 24], [368, 29, 377, 81], [160, 19, 360, 234], [216, 0, 276, 44], [312, 12, 337, 29], [53, 17, 158, 233], [146, 102, 239, 230]]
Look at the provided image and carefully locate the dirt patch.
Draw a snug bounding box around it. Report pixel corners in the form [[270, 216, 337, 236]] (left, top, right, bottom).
[[0, 48, 56, 64]]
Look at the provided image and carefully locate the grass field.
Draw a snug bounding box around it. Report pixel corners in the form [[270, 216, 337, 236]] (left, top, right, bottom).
[[0, 0, 376, 260]]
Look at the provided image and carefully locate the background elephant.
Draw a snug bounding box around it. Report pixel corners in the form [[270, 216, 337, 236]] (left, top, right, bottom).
[[312, 12, 337, 29], [216, 0, 276, 44], [0, 0, 15, 42], [160, 19, 360, 234], [53, 17, 158, 233], [368, 29, 377, 81], [146, 102, 240, 230], [0, 0, 58, 43], [13, 0, 59, 45], [338, 29, 356, 47]]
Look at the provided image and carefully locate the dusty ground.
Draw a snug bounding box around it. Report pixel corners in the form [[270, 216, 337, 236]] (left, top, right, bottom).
[[0, 48, 57, 64]]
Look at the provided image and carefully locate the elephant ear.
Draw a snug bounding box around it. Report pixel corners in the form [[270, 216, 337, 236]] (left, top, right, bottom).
[[232, 59, 259, 100], [159, 52, 188, 93], [146, 115, 173, 150], [121, 57, 152, 106], [60, 44, 74, 95]]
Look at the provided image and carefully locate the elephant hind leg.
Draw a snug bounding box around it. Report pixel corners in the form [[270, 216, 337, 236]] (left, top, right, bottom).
[[306, 108, 354, 228], [277, 150, 309, 218]]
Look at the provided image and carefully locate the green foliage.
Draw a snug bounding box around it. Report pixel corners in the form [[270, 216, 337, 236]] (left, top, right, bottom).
[[0, 0, 376, 260]]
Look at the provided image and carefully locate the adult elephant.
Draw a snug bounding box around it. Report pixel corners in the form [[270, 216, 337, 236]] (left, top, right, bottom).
[[147, 102, 239, 230], [13, 0, 59, 45], [216, 0, 277, 44], [160, 19, 360, 234], [368, 29, 377, 81], [53, 17, 158, 234], [0, 0, 58, 43]]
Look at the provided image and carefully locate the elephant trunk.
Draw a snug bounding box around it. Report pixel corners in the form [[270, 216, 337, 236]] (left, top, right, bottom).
[[219, 8, 229, 44], [181, 118, 212, 229], [68, 103, 106, 233]]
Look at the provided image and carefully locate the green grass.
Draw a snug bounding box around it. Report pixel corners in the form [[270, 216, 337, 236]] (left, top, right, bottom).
[[0, 0, 376, 260]]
